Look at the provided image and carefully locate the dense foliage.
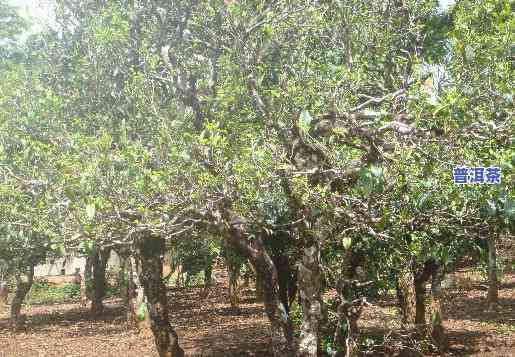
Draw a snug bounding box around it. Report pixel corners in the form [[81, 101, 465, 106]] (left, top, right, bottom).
[[0, 0, 513, 356]]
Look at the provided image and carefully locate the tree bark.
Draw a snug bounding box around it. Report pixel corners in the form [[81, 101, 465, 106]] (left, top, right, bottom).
[[0, 265, 8, 307], [137, 235, 184, 357], [275, 254, 292, 315], [127, 256, 137, 323], [119, 253, 129, 305], [253, 248, 296, 357], [297, 242, 323, 357], [79, 267, 88, 308], [227, 260, 241, 311], [429, 264, 447, 349], [10, 263, 34, 330], [332, 292, 368, 357], [487, 230, 498, 310], [127, 255, 151, 335], [91, 246, 111, 315], [84, 254, 93, 301], [333, 301, 346, 357], [278, 177, 324, 356], [414, 273, 427, 326], [118, 254, 127, 293], [268, 231, 297, 315], [331, 250, 369, 357], [396, 269, 416, 327], [398, 261, 436, 328]]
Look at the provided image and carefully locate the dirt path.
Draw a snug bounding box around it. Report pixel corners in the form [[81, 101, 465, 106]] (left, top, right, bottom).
[[1, 271, 514, 357]]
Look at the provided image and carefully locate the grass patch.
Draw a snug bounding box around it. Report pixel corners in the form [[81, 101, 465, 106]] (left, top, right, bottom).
[[26, 281, 80, 305], [25, 280, 121, 305]]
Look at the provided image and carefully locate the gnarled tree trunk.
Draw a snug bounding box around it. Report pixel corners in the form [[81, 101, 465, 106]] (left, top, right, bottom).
[[137, 235, 184, 357], [91, 246, 111, 315], [118, 252, 129, 306], [224, 224, 296, 357], [227, 260, 241, 311], [429, 263, 447, 349], [398, 260, 437, 329], [278, 179, 324, 356], [269, 231, 297, 315], [331, 249, 370, 357], [396, 268, 416, 327], [127, 255, 151, 334], [332, 292, 369, 357], [79, 267, 88, 308], [297, 243, 323, 357], [414, 271, 428, 326], [83, 254, 93, 303], [10, 263, 34, 330], [253, 247, 296, 357], [118, 253, 127, 293]]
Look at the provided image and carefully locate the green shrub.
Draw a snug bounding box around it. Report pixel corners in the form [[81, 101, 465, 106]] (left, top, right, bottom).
[[25, 276, 123, 305], [61, 283, 80, 298], [288, 300, 303, 337], [106, 284, 121, 298], [26, 282, 81, 305], [31, 280, 50, 291]]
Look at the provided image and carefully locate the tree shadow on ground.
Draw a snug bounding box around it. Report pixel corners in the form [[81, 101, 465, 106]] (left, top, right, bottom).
[[184, 325, 272, 357], [444, 290, 515, 324], [168, 282, 272, 356], [500, 280, 515, 290], [445, 329, 491, 356], [0, 280, 273, 356], [0, 302, 127, 336]]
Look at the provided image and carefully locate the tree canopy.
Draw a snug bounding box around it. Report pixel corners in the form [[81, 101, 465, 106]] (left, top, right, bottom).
[[0, 0, 513, 356]]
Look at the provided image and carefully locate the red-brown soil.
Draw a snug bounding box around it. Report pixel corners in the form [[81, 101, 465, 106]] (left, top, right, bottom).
[[0, 272, 272, 357], [0, 271, 514, 357], [359, 270, 515, 356]]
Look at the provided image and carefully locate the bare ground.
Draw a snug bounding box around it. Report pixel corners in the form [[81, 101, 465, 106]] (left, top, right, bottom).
[[359, 270, 515, 356], [0, 269, 272, 357], [0, 270, 514, 357]]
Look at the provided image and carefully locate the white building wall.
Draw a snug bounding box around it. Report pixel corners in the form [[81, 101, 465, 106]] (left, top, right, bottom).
[[34, 256, 87, 277], [34, 251, 121, 277]]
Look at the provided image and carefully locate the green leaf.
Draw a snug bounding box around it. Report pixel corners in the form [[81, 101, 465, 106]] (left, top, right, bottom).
[[415, 192, 430, 210], [362, 109, 385, 117], [357, 165, 384, 194], [136, 302, 147, 321], [78, 239, 94, 254], [504, 199, 515, 220], [299, 110, 313, 134], [342, 237, 352, 250], [481, 200, 497, 218], [263, 24, 274, 39], [85, 204, 96, 221], [50, 243, 65, 255]]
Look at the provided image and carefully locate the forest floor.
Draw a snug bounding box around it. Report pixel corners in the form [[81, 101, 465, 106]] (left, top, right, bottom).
[[359, 269, 515, 356], [0, 269, 514, 357]]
